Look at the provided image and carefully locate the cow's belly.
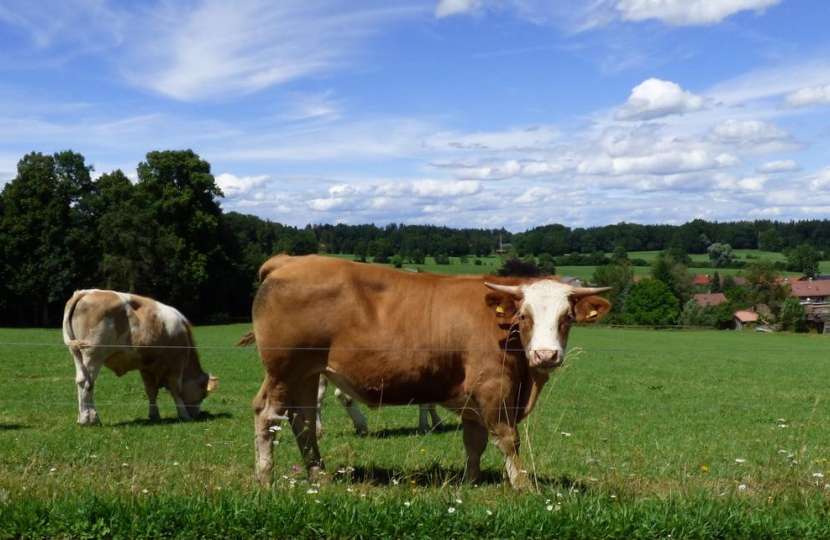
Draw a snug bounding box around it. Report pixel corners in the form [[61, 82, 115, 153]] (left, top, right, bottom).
[[323, 355, 464, 407], [103, 350, 143, 377]]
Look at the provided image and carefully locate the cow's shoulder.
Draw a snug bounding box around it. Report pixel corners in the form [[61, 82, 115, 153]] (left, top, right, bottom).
[[126, 293, 190, 338]]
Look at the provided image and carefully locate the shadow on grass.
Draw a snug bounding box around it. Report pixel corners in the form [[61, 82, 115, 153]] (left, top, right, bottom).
[[0, 422, 30, 431], [331, 463, 589, 491], [109, 410, 233, 427], [371, 421, 460, 439]]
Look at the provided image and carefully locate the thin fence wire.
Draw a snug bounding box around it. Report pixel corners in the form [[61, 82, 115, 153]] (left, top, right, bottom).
[[3, 336, 830, 413]]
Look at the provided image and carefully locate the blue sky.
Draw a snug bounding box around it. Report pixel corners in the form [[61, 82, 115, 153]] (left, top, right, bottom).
[[2, 0, 830, 232]]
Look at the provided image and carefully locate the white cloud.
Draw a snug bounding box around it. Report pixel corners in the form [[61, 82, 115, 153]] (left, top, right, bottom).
[[432, 0, 781, 29], [435, 0, 482, 18], [615, 78, 707, 121], [308, 184, 363, 212], [411, 179, 481, 197], [709, 119, 790, 142], [450, 159, 565, 181], [215, 173, 270, 198], [737, 176, 767, 191], [756, 160, 799, 174], [515, 186, 553, 204], [809, 167, 830, 189], [783, 84, 830, 108], [578, 149, 739, 176], [616, 0, 782, 26]]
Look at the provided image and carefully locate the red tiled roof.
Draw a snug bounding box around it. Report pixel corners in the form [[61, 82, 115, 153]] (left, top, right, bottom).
[[692, 274, 710, 285], [734, 310, 758, 323], [790, 279, 830, 298], [694, 293, 728, 306]]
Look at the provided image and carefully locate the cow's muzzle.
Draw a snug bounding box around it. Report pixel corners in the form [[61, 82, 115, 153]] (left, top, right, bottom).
[[533, 350, 563, 371]]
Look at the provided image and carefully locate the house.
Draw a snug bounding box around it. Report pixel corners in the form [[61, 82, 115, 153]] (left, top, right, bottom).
[[692, 274, 710, 287], [733, 310, 758, 330], [789, 278, 830, 304], [693, 293, 728, 307]]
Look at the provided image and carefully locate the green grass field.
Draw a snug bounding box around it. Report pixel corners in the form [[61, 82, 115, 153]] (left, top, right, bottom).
[[332, 249, 830, 283], [3, 324, 830, 538]]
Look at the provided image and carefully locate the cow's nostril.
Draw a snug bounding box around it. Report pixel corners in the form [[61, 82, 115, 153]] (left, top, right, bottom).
[[535, 350, 555, 363]]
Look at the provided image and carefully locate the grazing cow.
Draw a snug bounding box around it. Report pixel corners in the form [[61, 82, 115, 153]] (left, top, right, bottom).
[[315, 376, 441, 436], [250, 254, 610, 489], [63, 289, 217, 425]]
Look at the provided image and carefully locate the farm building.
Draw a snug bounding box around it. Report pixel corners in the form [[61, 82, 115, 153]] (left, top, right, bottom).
[[733, 310, 758, 330], [789, 277, 830, 304]]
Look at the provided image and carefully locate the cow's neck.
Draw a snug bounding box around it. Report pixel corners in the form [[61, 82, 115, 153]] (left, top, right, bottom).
[[181, 324, 206, 377]]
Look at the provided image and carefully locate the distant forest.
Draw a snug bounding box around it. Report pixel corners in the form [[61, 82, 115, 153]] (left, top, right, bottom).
[[1, 149, 828, 327]]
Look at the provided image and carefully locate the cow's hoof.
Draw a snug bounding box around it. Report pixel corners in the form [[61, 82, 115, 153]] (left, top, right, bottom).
[[308, 466, 329, 485]]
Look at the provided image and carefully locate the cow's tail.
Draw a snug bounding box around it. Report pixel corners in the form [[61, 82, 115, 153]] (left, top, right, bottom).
[[62, 291, 91, 349], [236, 331, 256, 347]]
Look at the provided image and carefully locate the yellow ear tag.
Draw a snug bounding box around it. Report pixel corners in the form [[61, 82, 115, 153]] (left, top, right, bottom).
[[496, 306, 505, 317], [587, 309, 598, 320]]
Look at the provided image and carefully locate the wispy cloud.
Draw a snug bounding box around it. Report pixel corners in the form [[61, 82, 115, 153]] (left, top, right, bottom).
[[615, 0, 782, 26], [119, 1, 423, 101], [433, 0, 783, 28]]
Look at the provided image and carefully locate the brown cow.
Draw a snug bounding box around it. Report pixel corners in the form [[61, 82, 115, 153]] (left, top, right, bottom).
[[63, 289, 217, 425], [250, 254, 610, 489]]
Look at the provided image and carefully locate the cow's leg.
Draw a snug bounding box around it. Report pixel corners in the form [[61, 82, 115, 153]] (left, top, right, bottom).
[[73, 348, 102, 426], [333, 387, 368, 436], [490, 422, 531, 490], [253, 375, 290, 480], [418, 404, 441, 434], [162, 369, 192, 421], [315, 375, 327, 438], [139, 370, 162, 422], [290, 376, 327, 482], [461, 417, 488, 484]]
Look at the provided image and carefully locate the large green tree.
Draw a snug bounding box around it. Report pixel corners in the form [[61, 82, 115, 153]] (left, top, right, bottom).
[[591, 263, 634, 322], [651, 251, 692, 308], [624, 279, 681, 326], [134, 150, 227, 319], [786, 244, 822, 277], [88, 170, 154, 291], [0, 151, 94, 325], [744, 260, 791, 317]]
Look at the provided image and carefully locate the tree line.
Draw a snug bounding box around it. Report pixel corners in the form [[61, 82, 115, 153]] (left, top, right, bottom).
[[1, 149, 827, 327]]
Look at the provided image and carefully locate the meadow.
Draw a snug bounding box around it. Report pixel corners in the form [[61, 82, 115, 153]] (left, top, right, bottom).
[[3, 324, 830, 538], [332, 250, 830, 283]]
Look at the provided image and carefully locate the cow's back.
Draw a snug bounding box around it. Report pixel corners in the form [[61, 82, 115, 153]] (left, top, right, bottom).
[[253, 255, 497, 349]]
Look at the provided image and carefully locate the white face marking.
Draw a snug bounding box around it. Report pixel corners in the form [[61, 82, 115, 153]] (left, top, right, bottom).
[[519, 281, 574, 372]]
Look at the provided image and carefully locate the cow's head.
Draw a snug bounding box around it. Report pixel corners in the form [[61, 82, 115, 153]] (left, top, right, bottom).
[[485, 280, 611, 373], [181, 373, 219, 419]]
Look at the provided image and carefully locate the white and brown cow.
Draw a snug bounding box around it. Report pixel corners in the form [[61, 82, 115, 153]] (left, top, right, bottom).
[[63, 289, 217, 425], [250, 254, 610, 489]]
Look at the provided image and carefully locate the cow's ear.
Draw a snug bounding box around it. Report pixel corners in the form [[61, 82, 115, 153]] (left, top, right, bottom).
[[573, 296, 611, 323], [485, 292, 518, 320]]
